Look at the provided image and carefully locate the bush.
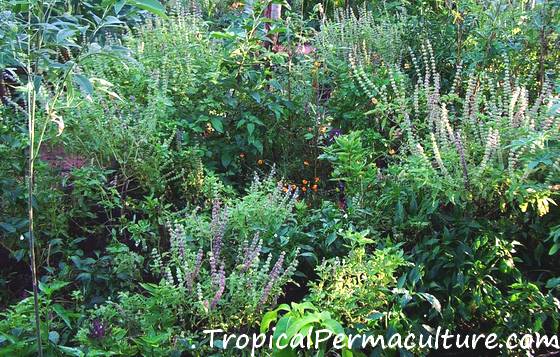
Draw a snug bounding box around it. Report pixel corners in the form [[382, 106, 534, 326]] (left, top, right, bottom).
[[75, 199, 299, 354]]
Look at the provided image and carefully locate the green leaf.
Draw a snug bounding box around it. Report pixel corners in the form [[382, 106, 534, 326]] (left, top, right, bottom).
[[273, 316, 293, 338], [57, 346, 86, 356], [286, 315, 320, 338], [549, 244, 559, 255], [326, 232, 337, 247], [127, 0, 166, 17], [260, 310, 278, 333], [0, 222, 16, 233], [114, 0, 127, 14], [322, 319, 344, 334], [247, 123, 255, 136], [53, 304, 72, 329], [210, 118, 224, 133], [546, 277, 560, 289], [367, 312, 385, 321], [56, 29, 75, 44], [33, 75, 43, 94], [73, 74, 93, 95], [418, 292, 442, 313], [253, 140, 263, 155], [251, 92, 261, 103], [221, 151, 233, 168], [39, 281, 70, 296], [210, 31, 236, 40]]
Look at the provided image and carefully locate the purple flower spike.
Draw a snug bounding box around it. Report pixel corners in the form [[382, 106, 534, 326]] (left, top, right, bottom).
[[89, 319, 107, 340], [210, 200, 228, 276], [187, 249, 204, 291], [259, 252, 285, 305], [209, 263, 226, 310]]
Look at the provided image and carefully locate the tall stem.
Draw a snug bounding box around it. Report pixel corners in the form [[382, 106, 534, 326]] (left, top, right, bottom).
[[28, 89, 43, 357], [27, 4, 43, 356]]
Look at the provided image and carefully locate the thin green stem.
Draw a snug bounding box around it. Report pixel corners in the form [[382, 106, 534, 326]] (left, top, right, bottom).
[[27, 2, 43, 354]]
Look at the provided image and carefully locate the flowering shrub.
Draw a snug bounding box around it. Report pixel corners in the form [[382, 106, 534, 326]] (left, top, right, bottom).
[[73, 198, 299, 354], [337, 41, 560, 337], [228, 170, 300, 249], [152, 199, 299, 329]]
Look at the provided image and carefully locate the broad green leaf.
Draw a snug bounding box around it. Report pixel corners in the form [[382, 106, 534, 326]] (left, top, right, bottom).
[[127, 0, 166, 17], [418, 292, 442, 313], [210, 118, 224, 133], [251, 92, 261, 103], [39, 281, 70, 296], [322, 319, 344, 334], [286, 315, 320, 338], [73, 74, 93, 95], [260, 310, 278, 333], [56, 29, 75, 44], [247, 123, 255, 136], [546, 277, 560, 289], [114, 0, 127, 14]]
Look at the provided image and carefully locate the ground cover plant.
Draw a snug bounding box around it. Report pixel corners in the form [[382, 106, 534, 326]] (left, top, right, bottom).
[[0, 0, 559, 356]]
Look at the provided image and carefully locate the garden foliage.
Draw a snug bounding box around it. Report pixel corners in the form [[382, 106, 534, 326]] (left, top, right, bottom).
[[0, 0, 559, 356]]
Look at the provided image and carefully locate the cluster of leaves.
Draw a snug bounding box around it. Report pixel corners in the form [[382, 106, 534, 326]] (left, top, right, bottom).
[[317, 37, 560, 350]]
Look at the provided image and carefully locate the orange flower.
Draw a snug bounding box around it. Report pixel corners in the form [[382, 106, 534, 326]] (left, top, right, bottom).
[[291, 184, 297, 190], [257, 159, 264, 165], [301, 186, 307, 192], [239, 152, 245, 158], [302, 179, 308, 185], [303, 160, 310, 166], [283, 186, 289, 192], [311, 184, 318, 192], [314, 177, 320, 183]]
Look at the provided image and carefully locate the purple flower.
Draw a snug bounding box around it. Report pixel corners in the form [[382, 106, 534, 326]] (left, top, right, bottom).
[[209, 263, 226, 310], [338, 181, 345, 192], [187, 249, 204, 291], [453, 131, 470, 189], [338, 196, 347, 211], [242, 232, 262, 272], [327, 128, 342, 144], [89, 319, 107, 340], [337, 181, 347, 211], [259, 252, 285, 306], [210, 200, 228, 276]]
